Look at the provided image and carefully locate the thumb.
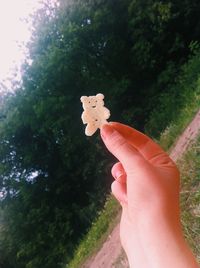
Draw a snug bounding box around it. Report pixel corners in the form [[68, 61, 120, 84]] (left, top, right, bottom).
[[100, 124, 146, 172]]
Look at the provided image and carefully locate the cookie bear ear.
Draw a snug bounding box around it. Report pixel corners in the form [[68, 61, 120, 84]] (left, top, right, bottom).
[[80, 96, 87, 103], [96, 93, 104, 100]]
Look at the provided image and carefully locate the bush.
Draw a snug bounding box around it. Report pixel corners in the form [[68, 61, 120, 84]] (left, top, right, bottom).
[[145, 48, 200, 139]]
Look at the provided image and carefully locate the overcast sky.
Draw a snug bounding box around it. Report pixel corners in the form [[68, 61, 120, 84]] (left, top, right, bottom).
[[0, 0, 43, 90]]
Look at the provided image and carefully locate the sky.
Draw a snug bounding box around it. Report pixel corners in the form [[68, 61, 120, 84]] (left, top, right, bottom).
[[0, 0, 49, 198], [0, 0, 42, 90]]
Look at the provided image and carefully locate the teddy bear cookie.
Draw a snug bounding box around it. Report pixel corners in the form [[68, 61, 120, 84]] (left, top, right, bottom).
[[80, 93, 110, 136]]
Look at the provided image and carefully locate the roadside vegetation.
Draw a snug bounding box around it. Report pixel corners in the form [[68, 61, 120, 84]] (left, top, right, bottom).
[[148, 46, 200, 151], [178, 137, 200, 263], [67, 196, 119, 268]]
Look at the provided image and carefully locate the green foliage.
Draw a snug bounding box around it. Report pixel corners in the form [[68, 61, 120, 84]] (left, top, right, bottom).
[[1, 0, 200, 267], [145, 48, 200, 141]]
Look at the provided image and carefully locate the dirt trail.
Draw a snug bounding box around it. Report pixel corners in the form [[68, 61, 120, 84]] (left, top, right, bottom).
[[83, 109, 200, 268]]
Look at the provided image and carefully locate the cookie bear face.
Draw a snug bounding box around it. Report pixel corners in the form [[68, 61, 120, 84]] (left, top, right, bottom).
[[80, 93, 104, 110]]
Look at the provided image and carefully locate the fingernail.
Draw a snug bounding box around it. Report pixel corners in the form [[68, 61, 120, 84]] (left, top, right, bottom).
[[100, 124, 115, 140]]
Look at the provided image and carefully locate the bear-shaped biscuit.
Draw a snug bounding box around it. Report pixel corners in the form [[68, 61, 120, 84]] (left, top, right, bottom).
[[80, 93, 110, 136]]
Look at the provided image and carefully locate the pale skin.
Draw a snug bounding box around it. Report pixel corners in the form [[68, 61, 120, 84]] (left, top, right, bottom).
[[100, 122, 199, 268]]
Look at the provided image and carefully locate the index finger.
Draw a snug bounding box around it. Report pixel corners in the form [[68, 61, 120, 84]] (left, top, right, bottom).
[[110, 122, 172, 165]]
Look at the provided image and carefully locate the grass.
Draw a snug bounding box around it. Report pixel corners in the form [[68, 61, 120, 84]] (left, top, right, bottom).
[[146, 49, 200, 150], [158, 88, 200, 152], [155, 69, 200, 152], [178, 138, 200, 263], [67, 195, 120, 268]]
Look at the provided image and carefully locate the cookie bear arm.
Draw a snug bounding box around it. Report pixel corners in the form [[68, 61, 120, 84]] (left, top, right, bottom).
[[81, 111, 91, 124], [104, 107, 110, 120]]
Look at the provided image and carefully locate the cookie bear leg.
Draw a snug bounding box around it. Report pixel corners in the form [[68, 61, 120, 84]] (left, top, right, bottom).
[[85, 124, 96, 136]]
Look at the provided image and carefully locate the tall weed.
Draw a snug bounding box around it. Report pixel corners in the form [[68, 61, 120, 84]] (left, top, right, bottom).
[[145, 49, 200, 140]]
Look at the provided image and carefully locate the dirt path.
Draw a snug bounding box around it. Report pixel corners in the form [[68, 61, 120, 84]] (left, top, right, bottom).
[[83, 109, 200, 268]]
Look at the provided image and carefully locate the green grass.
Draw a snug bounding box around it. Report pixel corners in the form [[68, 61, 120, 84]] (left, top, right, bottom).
[[158, 87, 200, 151], [178, 138, 200, 263], [155, 55, 200, 151], [146, 49, 200, 149], [67, 195, 120, 268]]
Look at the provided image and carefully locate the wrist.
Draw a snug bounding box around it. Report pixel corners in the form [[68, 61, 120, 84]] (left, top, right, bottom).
[[135, 211, 199, 268]]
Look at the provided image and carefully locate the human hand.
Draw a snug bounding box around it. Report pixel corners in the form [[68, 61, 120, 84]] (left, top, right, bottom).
[[100, 122, 199, 268]]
